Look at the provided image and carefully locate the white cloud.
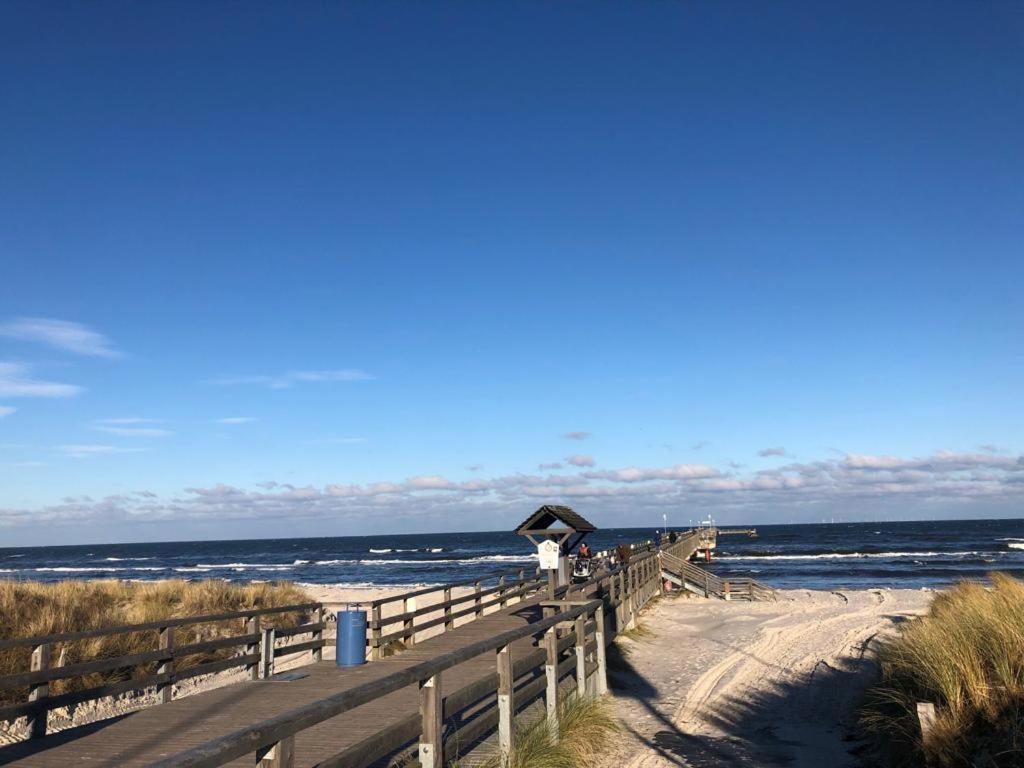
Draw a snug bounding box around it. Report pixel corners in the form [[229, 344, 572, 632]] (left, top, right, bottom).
[[56, 444, 146, 458], [3, 448, 1023, 528], [211, 370, 373, 389], [563, 431, 591, 441], [0, 317, 120, 358], [584, 463, 720, 483], [92, 426, 172, 437], [217, 417, 258, 425], [758, 447, 787, 458], [91, 418, 171, 437], [566, 455, 596, 468], [0, 406, 15, 418], [0, 362, 81, 398], [538, 462, 563, 470]]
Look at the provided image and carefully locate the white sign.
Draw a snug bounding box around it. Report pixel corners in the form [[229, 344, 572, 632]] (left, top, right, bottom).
[[537, 540, 561, 570]]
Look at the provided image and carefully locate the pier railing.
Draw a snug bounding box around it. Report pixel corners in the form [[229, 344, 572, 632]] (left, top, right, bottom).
[[0, 537, 676, 742], [146, 546, 671, 768], [363, 539, 661, 657], [0, 602, 325, 738], [660, 550, 775, 601]]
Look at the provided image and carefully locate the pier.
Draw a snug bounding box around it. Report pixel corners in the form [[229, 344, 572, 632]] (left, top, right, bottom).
[[0, 524, 772, 767]]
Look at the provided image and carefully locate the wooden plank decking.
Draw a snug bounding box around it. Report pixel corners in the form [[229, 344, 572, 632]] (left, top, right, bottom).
[[0, 599, 554, 768]]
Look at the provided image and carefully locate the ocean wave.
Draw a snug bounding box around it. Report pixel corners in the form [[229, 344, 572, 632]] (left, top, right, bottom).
[[1007, 543, 1024, 550], [34, 566, 130, 572], [100, 557, 153, 562], [718, 550, 991, 561], [296, 581, 445, 589], [368, 547, 446, 554], [194, 562, 301, 569]]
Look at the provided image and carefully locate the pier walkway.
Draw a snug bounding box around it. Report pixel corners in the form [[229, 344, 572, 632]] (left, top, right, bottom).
[[0, 529, 770, 768]]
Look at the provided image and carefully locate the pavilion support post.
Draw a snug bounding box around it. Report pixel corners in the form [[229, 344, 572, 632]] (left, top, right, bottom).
[[443, 588, 453, 631], [419, 673, 443, 768], [312, 605, 324, 662], [245, 615, 260, 680], [595, 604, 609, 695], [27, 642, 50, 738], [544, 569, 558, 618], [257, 735, 295, 768], [544, 626, 559, 742], [370, 604, 383, 659], [157, 626, 174, 703], [496, 644, 515, 767]]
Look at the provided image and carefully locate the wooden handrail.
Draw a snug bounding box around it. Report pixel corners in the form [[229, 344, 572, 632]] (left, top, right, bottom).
[[0, 602, 319, 651], [147, 600, 605, 768]]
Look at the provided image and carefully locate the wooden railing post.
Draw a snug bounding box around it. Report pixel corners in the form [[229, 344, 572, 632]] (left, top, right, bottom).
[[261, 627, 276, 679], [496, 644, 514, 767], [257, 735, 295, 768], [544, 626, 559, 742], [574, 614, 587, 696], [157, 626, 174, 703], [370, 604, 383, 660], [498, 575, 508, 608], [594, 604, 608, 695], [419, 673, 443, 768], [246, 615, 260, 680], [474, 581, 483, 618], [404, 597, 416, 647], [312, 605, 324, 662], [443, 588, 453, 631], [27, 642, 50, 738]]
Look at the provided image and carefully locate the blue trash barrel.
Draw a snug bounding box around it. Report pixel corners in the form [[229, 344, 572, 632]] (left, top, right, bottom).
[[336, 607, 367, 666]]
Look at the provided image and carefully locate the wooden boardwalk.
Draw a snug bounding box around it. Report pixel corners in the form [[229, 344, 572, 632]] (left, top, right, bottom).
[[0, 597, 561, 768], [0, 527, 711, 768]]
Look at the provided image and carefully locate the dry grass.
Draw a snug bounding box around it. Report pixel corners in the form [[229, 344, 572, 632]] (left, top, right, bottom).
[[0, 579, 311, 705], [475, 695, 620, 768], [862, 573, 1024, 767]]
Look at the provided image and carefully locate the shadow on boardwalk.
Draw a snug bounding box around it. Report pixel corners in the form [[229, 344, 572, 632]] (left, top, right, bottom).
[[607, 641, 878, 767]]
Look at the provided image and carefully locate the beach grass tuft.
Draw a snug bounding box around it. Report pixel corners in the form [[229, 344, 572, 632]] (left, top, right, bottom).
[[0, 579, 311, 705], [862, 573, 1024, 767], [473, 694, 620, 768]]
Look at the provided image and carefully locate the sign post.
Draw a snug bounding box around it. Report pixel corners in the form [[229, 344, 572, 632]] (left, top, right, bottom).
[[538, 539, 561, 601]]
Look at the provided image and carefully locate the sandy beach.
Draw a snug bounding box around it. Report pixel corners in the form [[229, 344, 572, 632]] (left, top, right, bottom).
[[602, 587, 933, 768], [2, 582, 933, 762]]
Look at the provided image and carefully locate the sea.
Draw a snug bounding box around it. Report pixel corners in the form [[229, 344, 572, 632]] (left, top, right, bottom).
[[2, 518, 1023, 591]]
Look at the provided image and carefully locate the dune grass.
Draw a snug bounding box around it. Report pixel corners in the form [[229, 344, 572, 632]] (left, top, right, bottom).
[[862, 573, 1024, 767], [474, 694, 620, 768], [0, 579, 311, 705]]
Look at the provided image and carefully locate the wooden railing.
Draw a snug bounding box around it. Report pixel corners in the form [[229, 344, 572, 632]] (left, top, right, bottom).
[[0, 602, 324, 738], [659, 550, 775, 601], [364, 539, 663, 657], [146, 551, 668, 768], [365, 568, 543, 659], [0, 537, 678, 746]]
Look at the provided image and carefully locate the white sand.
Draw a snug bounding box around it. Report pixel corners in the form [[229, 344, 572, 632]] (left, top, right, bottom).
[[603, 587, 933, 768]]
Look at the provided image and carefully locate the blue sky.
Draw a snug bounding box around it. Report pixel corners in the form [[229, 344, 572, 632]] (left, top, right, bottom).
[[1, 2, 1022, 545]]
